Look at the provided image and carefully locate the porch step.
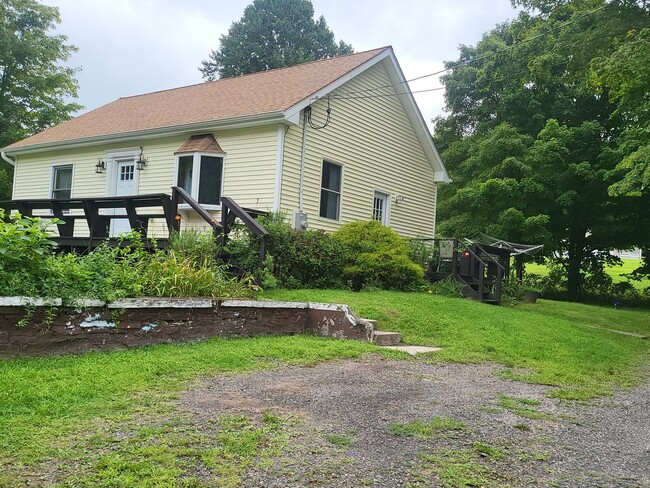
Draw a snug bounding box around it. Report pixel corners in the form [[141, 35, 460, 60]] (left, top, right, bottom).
[[372, 330, 402, 346]]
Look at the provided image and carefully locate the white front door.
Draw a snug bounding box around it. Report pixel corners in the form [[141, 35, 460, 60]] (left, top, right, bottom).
[[110, 159, 136, 236]]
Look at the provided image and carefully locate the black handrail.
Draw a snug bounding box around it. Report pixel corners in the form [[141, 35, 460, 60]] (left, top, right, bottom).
[[220, 197, 268, 238], [170, 188, 269, 273], [170, 186, 222, 237], [473, 241, 506, 272], [220, 196, 269, 270]]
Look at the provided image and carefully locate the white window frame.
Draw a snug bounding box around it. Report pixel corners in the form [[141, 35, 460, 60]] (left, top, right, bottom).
[[319, 159, 343, 221], [372, 190, 390, 226], [50, 162, 74, 200], [174, 151, 226, 210]]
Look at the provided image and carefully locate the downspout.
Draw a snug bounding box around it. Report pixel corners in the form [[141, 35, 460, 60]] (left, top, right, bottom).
[[1, 151, 15, 167], [298, 108, 309, 212]]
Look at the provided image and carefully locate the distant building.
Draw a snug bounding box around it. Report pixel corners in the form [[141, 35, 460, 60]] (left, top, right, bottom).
[[612, 248, 643, 259]]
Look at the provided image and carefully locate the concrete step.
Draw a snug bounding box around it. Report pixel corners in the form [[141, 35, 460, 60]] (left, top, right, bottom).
[[382, 345, 442, 356], [372, 330, 401, 346]]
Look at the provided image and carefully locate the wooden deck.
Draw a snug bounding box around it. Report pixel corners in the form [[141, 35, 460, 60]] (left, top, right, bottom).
[[0, 188, 269, 269]]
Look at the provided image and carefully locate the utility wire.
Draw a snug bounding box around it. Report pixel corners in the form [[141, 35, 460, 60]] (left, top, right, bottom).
[[324, 3, 609, 101]]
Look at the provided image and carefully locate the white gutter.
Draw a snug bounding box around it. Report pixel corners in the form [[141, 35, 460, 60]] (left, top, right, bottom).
[[272, 124, 288, 212], [1, 151, 16, 167], [2, 112, 287, 156], [298, 109, 309, 212]]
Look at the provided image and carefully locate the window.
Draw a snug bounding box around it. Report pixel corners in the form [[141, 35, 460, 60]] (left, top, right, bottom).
[[372, 191, 389, 225], [319, 161, 341, 220], [176, 153, 223, 206], [52, 165, 73, 199]]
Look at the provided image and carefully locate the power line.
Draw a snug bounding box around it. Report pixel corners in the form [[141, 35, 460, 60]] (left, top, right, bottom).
[[325, 3, 609, 100], [330, 87, 446, 101]]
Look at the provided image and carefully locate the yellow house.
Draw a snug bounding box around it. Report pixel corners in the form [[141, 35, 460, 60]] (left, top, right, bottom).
[[1, 46, 449, 239]]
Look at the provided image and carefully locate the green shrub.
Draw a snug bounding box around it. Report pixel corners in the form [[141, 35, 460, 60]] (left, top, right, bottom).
[[0, 211, 59, 293], [409, 238, 434, 269], [0, 221, 254, 301], [226, 213, 346, 289], [428, 276, 464, 298], [333, 221, 424, 291]]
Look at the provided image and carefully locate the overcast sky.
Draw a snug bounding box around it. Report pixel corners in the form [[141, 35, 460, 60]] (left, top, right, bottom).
[[42, 0, 520, 131]]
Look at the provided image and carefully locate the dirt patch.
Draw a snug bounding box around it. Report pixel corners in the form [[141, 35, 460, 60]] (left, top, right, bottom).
[[180, 356, 650, 487]]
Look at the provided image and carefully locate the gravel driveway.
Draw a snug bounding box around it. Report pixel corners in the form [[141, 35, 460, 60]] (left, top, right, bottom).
[[181, 355, 650, 487]]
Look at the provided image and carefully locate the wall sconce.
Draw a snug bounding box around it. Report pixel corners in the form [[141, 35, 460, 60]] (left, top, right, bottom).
[[136, 146, 148, 170], [394, 194, 406, 204], [95, 158, 106, 174]]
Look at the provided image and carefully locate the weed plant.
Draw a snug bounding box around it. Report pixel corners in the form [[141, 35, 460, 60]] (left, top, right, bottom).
[[0, 213, 255, 301]]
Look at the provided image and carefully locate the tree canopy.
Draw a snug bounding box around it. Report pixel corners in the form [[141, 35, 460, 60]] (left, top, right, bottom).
[[434, 0, 650, 298], [0, 0, 81, 199], [199, 0, 353, 80]]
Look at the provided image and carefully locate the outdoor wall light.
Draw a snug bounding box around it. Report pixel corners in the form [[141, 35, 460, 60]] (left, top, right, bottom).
[[394, 194, 406, 204], [136, 146, 148, 170], [95, 158, 106, 174]]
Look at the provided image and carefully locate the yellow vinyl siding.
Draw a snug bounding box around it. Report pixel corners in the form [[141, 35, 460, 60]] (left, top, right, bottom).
[[280, 60, 437, 238], [11, 126, 278, 236]]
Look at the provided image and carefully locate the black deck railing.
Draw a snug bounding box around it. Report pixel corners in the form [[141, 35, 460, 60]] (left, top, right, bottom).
[[169, 188, 269, 270], [0, 193, 175, 249], [1, 189, 269, 272]]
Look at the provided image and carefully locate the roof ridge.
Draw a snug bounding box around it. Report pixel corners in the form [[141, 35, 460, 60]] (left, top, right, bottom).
[[117, 46, 391, 101]]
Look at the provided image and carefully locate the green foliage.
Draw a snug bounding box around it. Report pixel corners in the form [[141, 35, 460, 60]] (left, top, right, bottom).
[[226, 213, 347, 289], [0, 164, 11, 201], [434, 2, 650, 299], [199, 0, 353, 80], [590, 27, 650, 197], [525, 261, 650, 307], [0, 211, 59, 295], [389, 417, 465, 438], [409, 238, 434, 269], [0, 224, 255, 301], [428, 276, 464, 298], [333, 220, 424, 291], [0, 0, 82, 149]]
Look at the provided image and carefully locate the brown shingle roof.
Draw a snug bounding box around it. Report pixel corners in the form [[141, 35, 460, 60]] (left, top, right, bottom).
[[7, 48, 388, 150], [176, 134, 224, 154]]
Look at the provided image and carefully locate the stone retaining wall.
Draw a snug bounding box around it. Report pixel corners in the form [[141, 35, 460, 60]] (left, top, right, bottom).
[[0, 298, 373, 358]]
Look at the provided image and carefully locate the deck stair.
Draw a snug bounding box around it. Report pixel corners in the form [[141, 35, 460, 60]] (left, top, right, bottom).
[[431, 238, 510, 304], [371, 330, 402, 346]]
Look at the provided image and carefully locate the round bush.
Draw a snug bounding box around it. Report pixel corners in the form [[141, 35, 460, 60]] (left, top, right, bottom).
[[333, 221, 424, 291]]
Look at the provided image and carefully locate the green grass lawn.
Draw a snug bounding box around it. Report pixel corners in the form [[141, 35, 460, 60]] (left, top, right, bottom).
[[1, 291, 649, 486], [264, 289, 650, 400], [526, 259, 649, 290]]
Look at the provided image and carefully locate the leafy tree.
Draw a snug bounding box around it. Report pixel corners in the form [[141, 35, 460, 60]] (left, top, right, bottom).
[[199, 0, 353, 80], [435, 0, 650, 298], [0, 0, 81, 199]]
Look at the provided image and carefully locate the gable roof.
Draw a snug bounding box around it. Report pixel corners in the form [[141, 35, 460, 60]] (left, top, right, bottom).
[[5, 48, 388, 151], [3, 46, 449, 182], [176, 134, 224, 154]]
